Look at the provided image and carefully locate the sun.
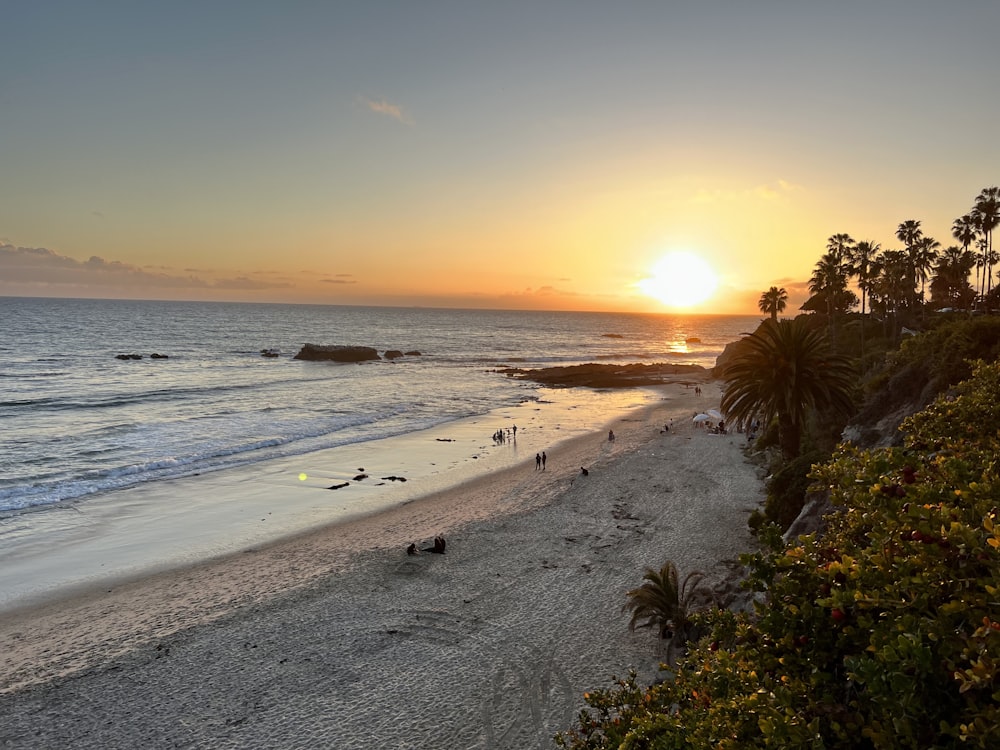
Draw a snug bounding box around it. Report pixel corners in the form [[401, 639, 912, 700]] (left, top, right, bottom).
[[637, 251, 719, 308]]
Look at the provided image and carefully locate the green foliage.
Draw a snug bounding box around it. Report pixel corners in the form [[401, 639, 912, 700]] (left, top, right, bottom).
[[622, 561, 706, 643], [557, 361, 1000, 749], [763, 450, 825, 531], [720, 318, 856, 459], [856, 316, 1000, 430]]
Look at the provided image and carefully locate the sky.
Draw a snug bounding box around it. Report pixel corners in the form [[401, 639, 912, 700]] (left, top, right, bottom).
[[2, 1, 998, 315]]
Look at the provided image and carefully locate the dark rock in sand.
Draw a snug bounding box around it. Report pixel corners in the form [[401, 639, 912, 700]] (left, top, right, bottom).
[[115, 353, 143, 360], [383, 350, 404, 360], [326, 482, 350, 490], [150, 353, 169, 359], [353, 474, 368, 481], [293, 344, 380, 362], [404, 350, 422, 356], [381, 475, 408, 482], [260, 348, 280, 358]]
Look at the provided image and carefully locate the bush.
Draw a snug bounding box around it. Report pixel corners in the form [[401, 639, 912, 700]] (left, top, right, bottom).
[[762, 450, 825, 531], [556, 361, 1000, 749]]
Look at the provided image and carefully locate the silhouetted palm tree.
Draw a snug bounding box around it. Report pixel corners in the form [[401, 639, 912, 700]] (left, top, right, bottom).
[[826, 233, 855, 264], [953, 213, 979, 300], [869, 249, 910, 339], [912, 236, 941, 312], [896, 220, 924, 310], [896, 219, 923, 249], [972, 187, 1000, 304], [845, 240, 880, 358], [758, 286, 788, 320], [930, 246, 976, 309], [809, 252, 851, 340], [718, 318, 855, 459]]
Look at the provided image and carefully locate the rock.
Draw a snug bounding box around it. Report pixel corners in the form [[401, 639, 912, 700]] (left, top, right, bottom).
[[384, 350, 404, 360], [260, 348, 280, 358], [783, 490, 838, 542], [115, 354, 143, 360], [404, 351, 422, 356], [293, 344, 380, 362], [503, 362, 707, 388], [327, 482, 350, 490], [150, 353, 169, 359], [381, 475, 408, 482]]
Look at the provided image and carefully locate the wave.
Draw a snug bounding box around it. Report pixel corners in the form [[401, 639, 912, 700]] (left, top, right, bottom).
[[0, 403, 477, 514]]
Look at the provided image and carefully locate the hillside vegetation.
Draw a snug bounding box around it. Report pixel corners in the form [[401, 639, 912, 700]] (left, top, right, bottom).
[[557, 319, 1000, 749]]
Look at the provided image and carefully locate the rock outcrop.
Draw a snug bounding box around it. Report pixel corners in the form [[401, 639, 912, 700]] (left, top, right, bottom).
[[383, 350, 404, 360], [293, 344, 380, 362], [503, 362, 708, 388]]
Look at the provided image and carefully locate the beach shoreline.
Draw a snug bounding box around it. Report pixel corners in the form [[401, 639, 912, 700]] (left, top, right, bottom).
[[0, 380, 763, 748]]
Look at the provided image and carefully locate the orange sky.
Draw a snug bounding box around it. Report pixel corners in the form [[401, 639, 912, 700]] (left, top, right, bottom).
[[2, 3, 997, 315]]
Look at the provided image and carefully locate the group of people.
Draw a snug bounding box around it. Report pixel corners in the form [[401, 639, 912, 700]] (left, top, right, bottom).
[[492, 424, 517, 444], [534, 451, 547, 470]]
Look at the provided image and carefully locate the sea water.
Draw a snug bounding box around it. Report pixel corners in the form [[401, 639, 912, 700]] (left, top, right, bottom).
[[1, 297, 759, 516], [0, 298, 763, 607]]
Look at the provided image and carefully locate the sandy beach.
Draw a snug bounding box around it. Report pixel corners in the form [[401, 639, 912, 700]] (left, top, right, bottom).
[[0, 383, 763, 749]]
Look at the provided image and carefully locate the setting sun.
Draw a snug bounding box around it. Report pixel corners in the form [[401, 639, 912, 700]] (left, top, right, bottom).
[[637, 252, 719, 309]]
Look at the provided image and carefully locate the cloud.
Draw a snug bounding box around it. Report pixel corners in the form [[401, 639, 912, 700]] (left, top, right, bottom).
[[753, 179, 804, 200], [692, 179, 804, 204], [0, 243, 292, 294], [321, 277, 357, 285], [360, 96, 413, 124]]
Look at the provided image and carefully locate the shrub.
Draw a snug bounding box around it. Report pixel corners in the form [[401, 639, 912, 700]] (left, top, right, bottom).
[[762, 449, 825, 531], [557, 361, 1000, 749]]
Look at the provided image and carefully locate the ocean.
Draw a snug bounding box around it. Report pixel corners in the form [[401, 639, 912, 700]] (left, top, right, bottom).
[[1, 297, 758, 517]]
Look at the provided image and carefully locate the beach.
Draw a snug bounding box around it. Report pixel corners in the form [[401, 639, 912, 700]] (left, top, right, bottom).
[[0, 382, 762, 749]]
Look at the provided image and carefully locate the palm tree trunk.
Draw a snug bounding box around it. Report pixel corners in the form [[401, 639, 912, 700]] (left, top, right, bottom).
[[778, 412, 800, 460]]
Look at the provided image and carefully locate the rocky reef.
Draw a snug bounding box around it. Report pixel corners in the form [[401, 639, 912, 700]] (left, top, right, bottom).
[[293, 344, 381, 362], [501, 362, 709, 388]]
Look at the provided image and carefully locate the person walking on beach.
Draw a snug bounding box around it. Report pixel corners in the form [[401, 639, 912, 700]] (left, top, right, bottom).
[[608, 429, 615, 442], [535, 453, 541, 470], [542, 451, 547, 470]]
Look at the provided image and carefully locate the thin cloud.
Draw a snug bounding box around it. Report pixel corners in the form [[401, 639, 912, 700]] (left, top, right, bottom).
[[321, 277, 357, 285], [693, 179, 804, 204], [0, 243, 292, 293], [361, 96, 413, 125]]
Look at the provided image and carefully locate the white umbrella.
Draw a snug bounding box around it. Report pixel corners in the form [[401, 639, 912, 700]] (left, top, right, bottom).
[[693, 413, 711, 423], [707, 409, 723, 420]]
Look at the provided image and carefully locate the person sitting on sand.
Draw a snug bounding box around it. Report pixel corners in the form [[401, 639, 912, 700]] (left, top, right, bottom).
[[421, 536, 446, 554]]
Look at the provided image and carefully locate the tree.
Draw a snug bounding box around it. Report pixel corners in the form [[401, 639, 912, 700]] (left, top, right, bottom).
[[912, 236, 941, 315], [719, 318, 855, 460], [896, 220, 924, 310], [622, 561, 706, 645], [845, 240, 880, 362], [758, 286, 788, 320], [826, 233, 855, 263], [808, 252, 853, 340], [896, 219, 923, 250], [952, 213, 979, 297], [869, 249, 911, 338], [972, 187, 1000, 304], [930, 246, 976, 309]]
